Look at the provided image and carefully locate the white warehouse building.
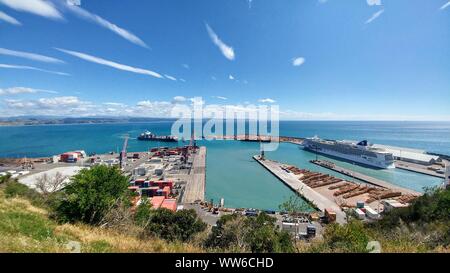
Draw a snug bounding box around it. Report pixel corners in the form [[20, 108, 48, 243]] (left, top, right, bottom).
[[373, 144, 440, 165]]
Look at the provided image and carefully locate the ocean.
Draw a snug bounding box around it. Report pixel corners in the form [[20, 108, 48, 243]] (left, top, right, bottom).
[[0, 121, 448, 210]]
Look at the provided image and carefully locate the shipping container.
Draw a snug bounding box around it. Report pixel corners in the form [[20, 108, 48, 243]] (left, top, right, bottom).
[[151, 196, 165, 209], [365, 206, 380, 219], [354, 208, 366, 220], [161, 199, 177, 212]]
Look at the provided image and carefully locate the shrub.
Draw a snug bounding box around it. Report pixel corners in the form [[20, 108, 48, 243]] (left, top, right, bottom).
[[321, 220, 370, 253], [54, 165, 130, 225], [205, 213, 295, 253], [139, 208, 206, 242]]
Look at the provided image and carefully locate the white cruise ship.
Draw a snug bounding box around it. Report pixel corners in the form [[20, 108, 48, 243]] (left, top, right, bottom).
[[302, 137, 395, 169]]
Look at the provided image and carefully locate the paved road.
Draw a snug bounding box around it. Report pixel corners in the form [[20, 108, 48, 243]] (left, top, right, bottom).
[[182, 147, 206, 203], [254, 156, 347, 224]]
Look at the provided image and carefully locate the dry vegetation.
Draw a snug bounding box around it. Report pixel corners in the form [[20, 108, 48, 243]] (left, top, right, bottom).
[[0, 190, 203, 253]]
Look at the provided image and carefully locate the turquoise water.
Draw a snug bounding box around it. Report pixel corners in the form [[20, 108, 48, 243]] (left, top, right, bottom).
[[0, 121, 448, 210]]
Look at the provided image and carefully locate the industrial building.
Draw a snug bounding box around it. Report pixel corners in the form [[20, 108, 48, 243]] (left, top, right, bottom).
[[373, 144, 440, 165]]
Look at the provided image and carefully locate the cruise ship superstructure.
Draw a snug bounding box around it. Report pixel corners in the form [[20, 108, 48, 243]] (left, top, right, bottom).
[[303, 137, 395, 169]]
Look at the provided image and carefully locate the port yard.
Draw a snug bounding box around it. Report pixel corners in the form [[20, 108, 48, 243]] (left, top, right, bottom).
[[253, 155, 347, 224], [395, 160, 446, 178], [311, 159, 421, 196], [254, 155, 421, 224]]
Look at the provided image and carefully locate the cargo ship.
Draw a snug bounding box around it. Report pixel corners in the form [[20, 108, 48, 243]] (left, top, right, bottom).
[[137, 131, 178, 142], [302, 136, 395, 169]]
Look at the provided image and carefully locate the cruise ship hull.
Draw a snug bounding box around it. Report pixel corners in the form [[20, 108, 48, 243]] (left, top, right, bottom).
[[303, 146, 395, 169]]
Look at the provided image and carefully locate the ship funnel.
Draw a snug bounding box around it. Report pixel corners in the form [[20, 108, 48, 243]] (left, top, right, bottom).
[[357, 140, 368, 146]]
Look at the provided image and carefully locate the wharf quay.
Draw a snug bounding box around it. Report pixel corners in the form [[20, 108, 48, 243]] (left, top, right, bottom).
[[209, 135, 304, 144], [311, 159, 421, 196], [395, 161, 445, 179], [182, 146, 207, 204], [253, 155, 347, 224]]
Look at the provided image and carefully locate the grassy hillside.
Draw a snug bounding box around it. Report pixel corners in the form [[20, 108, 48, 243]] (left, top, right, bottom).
[[0, 190, 202, 253]]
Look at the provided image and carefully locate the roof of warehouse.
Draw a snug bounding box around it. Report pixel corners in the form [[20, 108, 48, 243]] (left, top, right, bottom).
[[373, 144, 440, 163]]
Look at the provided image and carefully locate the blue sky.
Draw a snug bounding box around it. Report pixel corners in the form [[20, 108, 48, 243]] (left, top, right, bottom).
[[0, 0, 449, 120]]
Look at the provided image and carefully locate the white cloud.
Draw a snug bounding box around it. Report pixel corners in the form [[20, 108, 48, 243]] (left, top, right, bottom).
[[367, 0, 382, 6], [164, 74, 177, 81], [2, 96, 95, 116], [229, 74, 235, 80], [0, 86, 57, 96], [205, 23, 235, 61], [182, 64, 190, 69], [179, 78, 186, 82], [0, 0, 62, 20], [258, 98, 276, 103], [172, 96, 187, 103], [64, 3, 148, 48], [0, 47, 64, 63], [0, 63, 70, 76], [55, 48, 163, 79], [212, 96, 228, 100], [292, 57, 305, 67], [103, 102, 126, 107], [365, 9, 384, 24], [0, 11, 21, 25], [440, 1, 450, 10]]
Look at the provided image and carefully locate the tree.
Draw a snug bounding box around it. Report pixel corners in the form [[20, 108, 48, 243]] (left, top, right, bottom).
[[142, 208, 206, 242], [279, 194, 311, 215], [54, 165, 130, 224], [321, 220, 370, 253], [205, 213, 295, 253], [35, 172, 67, 197], [134, 197, 153, 228]]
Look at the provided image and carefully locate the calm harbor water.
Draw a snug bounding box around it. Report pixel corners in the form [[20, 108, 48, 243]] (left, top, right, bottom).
[[0, 121, 448, 210]]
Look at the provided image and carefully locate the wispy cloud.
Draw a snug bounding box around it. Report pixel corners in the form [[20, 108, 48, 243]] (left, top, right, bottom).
[[63, 3, 148, 48], [0, 0, 62, 20], [292, 57, 305, 67], [0, 10, 21, 25], [367, 0, 382, 6], [0, 63, 70, 76], [212, 96, 227, 100], [205, 23, 235, 61], [182, 64, 190, 69], [0, 86, 57, 96], [440, 1, 450, 10], [164, 74, 177, 81], [228, 74, 235, 80], [0, 47, 64, 63], [54, 48, 163, 79], [365, 9, 384, 24], [258, 98, 276, 103]]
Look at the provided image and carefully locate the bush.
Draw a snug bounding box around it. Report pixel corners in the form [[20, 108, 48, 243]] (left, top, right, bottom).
[[319, 220, 370, 253], [205, 213, 295, 253], [134, 198, 153, 227], [3, 180, 46, 207], [54, 165, 130, 225], [141, 208, 206, 242]]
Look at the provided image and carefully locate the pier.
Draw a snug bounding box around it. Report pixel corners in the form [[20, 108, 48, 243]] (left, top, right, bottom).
[[254, 155, 347, 224], [182, 146, 206, 203], [311, 159, 421, 196], [395, 161, 445, 179]]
